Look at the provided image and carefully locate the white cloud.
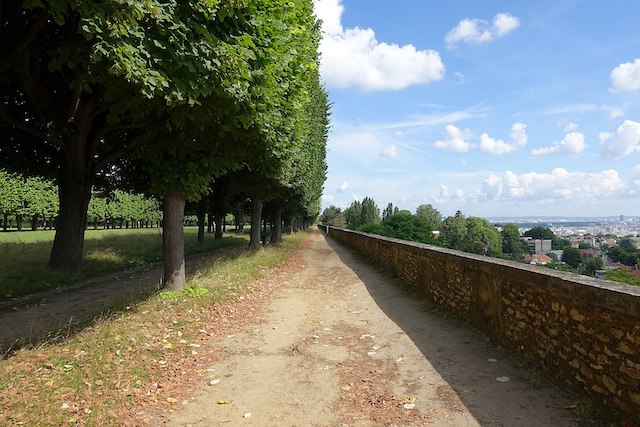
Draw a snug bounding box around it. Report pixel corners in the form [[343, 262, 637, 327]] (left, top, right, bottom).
[[314, 0, 444, 91], [479, 122, 528, 154], [531, 131, 586, 157], [338, 181, 349, 192], [321, 194, 335, 204], [480, 168, 625, 202], [381, 144, 399, 158], [445, 13, 520, 47], [609, 106, 624, 119], [633, 164, 640, 175], [434, 125, 472, 152], [436, 184, 467, 203], [610, 59, 640, 93], [599, 120, 640, 159]]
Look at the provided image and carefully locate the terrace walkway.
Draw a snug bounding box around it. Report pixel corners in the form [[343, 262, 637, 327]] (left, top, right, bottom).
[[164, 231, 580, 426]]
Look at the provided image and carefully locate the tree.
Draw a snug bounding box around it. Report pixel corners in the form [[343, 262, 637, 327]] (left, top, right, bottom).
[[382, 203, 394, 221], [441, 211, 467, 251], [321, 206, 346, 228], [582, 257, 603, 276], [501, 223, 529, 257], [562, 247, 583, 269], [379, 210, 434, 244], [344, 201, 363, 230], [360, 197, 380, 226], [619, 236, 637, 253], [415, 204, 442, 229], [523, 226, 555, 241], [465, 217, 502, 256]]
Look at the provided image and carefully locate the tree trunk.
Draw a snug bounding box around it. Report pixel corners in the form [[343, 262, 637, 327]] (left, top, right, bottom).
[[197, 197, 206, 243], [2, 213, 7, 231], [214, 213, 224, 239], [162, 192, 186, 291], [49, 154, 93, 270], [249, 198, 263, 251], [16, 215, 22, 231], [271, 204, 283, 244]]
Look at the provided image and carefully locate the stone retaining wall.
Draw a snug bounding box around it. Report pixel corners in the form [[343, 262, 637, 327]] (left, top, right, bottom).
[[325, 226, 640, 419]]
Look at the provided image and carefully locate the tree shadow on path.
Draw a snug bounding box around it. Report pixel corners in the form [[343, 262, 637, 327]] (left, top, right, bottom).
[[323, 233, 584, 427]]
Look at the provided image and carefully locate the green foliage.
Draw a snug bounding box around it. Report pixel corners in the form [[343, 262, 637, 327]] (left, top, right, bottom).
[[581, 257, 603, 276], [562, 246, 583, 269], [344, 197, 380, 230], [357, 211, 436, 245], [523, 226, 556, 241], [415, 204, 442, 229], [320, 206, 346, 228], [605, 268, 640, 286], [501, 222, 529, 257], [440, 211, 467, 251], [465, 217, 502, 256], [0, 229, 247, 299], [607, 243, 639, 266]]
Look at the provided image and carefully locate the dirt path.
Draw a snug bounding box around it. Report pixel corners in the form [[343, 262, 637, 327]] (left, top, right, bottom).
[[166, 231, 580, 426]]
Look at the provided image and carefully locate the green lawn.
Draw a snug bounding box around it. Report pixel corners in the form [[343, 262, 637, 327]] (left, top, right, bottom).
[[0, 227, 247, 300]]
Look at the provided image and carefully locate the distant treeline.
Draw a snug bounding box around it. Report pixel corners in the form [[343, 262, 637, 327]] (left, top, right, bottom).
[[321, 198, 639, 286], [0, 170, 161, 231]]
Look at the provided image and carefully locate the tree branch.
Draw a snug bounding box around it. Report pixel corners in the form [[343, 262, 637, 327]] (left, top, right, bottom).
[[0, 110, 47, 140], [95, 131, 149, 171], [0, 7, 47, 74]]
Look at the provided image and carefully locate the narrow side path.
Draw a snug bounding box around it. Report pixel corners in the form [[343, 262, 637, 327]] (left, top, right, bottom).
[[0, 246, 244, 353], [167, 231, 580, 426]]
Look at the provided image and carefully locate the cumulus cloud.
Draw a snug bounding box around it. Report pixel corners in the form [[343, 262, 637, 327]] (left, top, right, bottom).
[[338, 182, 349, 192], [480, 168, 625, 202], [633, 164, 640, 175], [321, 194, 335, 204], [445, 13, 520, 47], [381, 144, 399, 158], [599, 120, 640, 159], [314, 0, 444, 91], [531, 131, 586, 157], [436, 185, 467, 203], [433, 125, 472, 152], [479, 122, 528, 154], [610, 59, 640, 93]]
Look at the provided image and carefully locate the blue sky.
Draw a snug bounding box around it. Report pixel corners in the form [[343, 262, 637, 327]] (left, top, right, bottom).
[[313, 0, 640, 217]]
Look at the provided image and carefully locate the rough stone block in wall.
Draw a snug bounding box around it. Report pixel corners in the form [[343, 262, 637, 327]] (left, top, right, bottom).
[[325, 226, 640, 421]]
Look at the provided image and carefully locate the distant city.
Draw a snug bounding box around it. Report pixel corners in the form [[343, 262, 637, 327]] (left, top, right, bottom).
[[488, 216, 640, 238]]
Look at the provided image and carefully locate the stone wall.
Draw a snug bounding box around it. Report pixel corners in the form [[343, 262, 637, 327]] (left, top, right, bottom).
[[325, 226, 640, 419]]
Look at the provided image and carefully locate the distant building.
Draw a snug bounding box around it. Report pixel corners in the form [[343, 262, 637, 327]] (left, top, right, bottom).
[[620, 215, 625, 222], [523, 237, 552, 254], [524, 254, 553, 265], [547, 250, 563, 261]]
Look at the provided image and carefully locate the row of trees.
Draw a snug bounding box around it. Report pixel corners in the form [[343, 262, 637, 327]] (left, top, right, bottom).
[[1, 170, 163, 230], [1, 1, 329, 290], [320, 199, 638, 285]]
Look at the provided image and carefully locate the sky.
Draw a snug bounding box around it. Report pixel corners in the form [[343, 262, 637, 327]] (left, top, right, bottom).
[[313, 0, 640, 218]]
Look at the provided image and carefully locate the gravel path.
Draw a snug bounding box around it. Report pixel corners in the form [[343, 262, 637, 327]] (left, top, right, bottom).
[[166, 231, 580, 426]]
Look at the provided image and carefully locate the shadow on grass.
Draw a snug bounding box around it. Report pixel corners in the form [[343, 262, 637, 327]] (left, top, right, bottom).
[[0, 234, 248, 355], [0, 229, 246, 300]]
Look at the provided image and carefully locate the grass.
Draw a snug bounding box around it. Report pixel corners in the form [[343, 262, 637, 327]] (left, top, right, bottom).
[[0, 227, 246, 300], [0, 231, 307, 425]]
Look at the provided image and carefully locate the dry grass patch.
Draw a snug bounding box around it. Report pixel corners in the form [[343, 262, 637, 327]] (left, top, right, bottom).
[[0, 232, 308, 426]]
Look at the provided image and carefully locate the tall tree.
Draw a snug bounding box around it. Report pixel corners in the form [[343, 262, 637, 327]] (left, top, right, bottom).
[[501, 222, 528, 257], [441, 210, 467, 251], [415, 204, 442, 229]]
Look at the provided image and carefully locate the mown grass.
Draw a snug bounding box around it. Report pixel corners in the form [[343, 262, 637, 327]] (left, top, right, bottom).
[[0, 231, 307, 425], [0, 227, 246, 300]]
